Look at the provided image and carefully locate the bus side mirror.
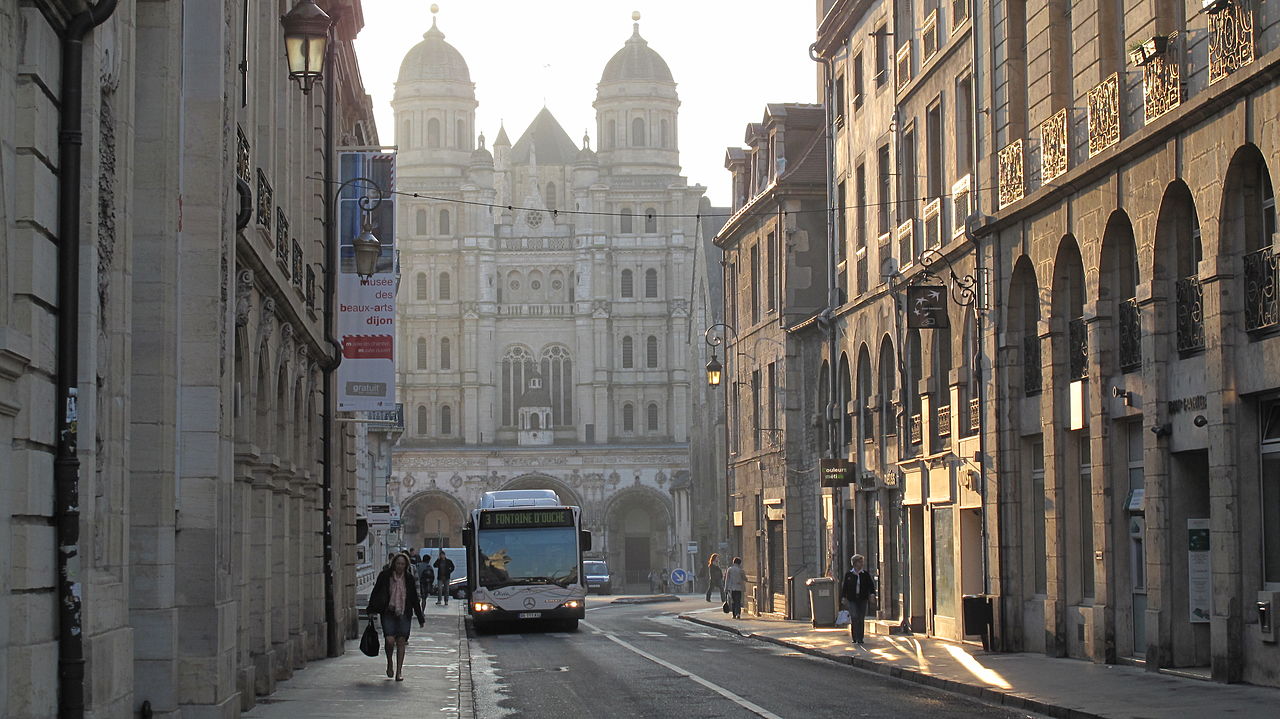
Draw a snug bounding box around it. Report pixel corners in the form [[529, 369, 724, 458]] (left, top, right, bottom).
[[580, 530, 592, 552]]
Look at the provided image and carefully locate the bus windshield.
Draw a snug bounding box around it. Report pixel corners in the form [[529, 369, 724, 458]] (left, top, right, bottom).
[[476, 526, 579, 589]]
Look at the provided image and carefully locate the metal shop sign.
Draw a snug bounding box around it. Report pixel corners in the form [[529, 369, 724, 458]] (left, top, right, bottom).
[[907, 285, 950, 329], [337, 151, 397, 411], [820, 458, 853, 487]]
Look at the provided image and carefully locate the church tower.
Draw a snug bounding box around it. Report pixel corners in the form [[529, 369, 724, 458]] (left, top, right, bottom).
[[593, 12, 681, 174]]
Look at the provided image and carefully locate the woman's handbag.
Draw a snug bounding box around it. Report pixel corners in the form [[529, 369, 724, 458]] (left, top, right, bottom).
[[359, 618, 380, 657], [722, 601, 731, 614]]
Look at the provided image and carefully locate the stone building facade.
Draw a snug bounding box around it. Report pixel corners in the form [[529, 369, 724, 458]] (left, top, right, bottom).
[[983, 0, 1280, 685], [717, 104, 830, 617], [389, 13, 714, 590], [804, 0, 1280, 686], [2, 1, 377, 716]]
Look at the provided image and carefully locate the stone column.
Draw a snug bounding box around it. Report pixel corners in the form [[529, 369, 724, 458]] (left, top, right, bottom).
[[250, 470, 276, 696], [270, 471, 293, 681], [1039, 317, 1067, 657]]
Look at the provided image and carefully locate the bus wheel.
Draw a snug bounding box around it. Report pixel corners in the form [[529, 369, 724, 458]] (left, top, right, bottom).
[[559, 619, 579, 632]]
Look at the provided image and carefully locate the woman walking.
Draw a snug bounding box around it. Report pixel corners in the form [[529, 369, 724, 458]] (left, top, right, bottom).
[[366, 552, 426, 681], [724, 557, 746, 619], [704, 553, 725, 603], [841, 554, 876, 644]]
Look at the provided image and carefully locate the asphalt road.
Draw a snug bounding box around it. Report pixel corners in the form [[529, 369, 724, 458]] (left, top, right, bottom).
[[468, 597, 1037, 718]]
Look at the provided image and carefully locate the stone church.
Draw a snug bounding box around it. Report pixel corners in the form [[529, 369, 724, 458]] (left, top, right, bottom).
[[390, 12, 713, 589]]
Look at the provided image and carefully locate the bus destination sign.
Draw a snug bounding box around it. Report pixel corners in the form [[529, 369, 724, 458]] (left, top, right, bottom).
[[479, 508, 573, 530]]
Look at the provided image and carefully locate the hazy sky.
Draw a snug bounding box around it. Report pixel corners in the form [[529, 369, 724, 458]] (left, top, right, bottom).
[[353, 1, 819, 207]]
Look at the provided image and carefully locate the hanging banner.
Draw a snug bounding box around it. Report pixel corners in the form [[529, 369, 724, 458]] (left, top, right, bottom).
[[906, 285, 950, 329], [338, 151, 397, 411]]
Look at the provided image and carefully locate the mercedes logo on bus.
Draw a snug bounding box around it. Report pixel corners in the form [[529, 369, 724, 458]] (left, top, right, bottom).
[[524, 598, 537, 609]]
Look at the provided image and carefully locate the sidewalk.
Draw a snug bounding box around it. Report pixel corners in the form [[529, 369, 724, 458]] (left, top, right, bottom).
[[243, 604, 472, 719], [679, 605, 1280, 719]]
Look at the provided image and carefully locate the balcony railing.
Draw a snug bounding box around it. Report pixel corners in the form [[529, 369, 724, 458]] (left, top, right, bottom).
[[1244, 245, 1279, 332], [498, 303, 574, 317], [292, 240, 303, 288], [1208, 0, 1254, 85], [305, 265, 316, 310], [952, 175, 971, 238], [1069, 316, 1088, 380], [1024, 334, 1042, 395], [897, 220, 915, 268], [923, 198, 942, 250], [236, 127, 251, 184], [256, 169, 272, 230], [969, 397, 980, 433], [922, 11, 939, 61], [910, 413, 923, 445], [1041, 109, 1069, 183], [366, 403, 405, 433], [952, 0, 969, 28], [1143, 34, 1182, 123], [1118, 298, 1142, 372], [998, 140, 1024, 209], [276, 208, 290, 271], [936, 403, 952, 438], [1088, 73, 1120, 157], [1175, 275, 1205, 352]]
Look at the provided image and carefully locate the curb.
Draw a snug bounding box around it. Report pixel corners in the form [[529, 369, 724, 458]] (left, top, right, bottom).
[[678, 614, 1108, 719], [609, 594, 681, 605], [456, 612, 475, 719]]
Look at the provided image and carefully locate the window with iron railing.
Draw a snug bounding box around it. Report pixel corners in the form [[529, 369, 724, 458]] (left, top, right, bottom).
[[276, 208, 290, 271], [1024, 334, 1042, 395], [292, 240, 303, 288], [1118, 298, 1142, 372], [936, 402, 952, 438], [1069, 317, 1088, 380], [1244, 245, 1279, 332], [1175, 275, 1205, 352]]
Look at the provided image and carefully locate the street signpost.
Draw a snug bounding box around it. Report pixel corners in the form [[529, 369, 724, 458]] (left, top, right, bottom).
[[670, 568, 687, 586]]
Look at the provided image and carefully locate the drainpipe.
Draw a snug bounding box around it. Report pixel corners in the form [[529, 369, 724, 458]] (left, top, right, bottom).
[[54, 2, 118, 717], [320, 30, 342, 658], [808, 43, 842, 579]]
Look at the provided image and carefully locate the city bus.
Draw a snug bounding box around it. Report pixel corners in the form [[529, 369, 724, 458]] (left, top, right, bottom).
[[463, 490, 591, 632]]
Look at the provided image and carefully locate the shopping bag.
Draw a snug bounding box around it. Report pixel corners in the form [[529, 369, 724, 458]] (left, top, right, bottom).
[[360, 618, 380, 657], [835, 609, 851, 627], [722, 601, 731, 614]]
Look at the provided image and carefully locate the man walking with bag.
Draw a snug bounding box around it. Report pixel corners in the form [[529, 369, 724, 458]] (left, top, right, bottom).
[[841, 554, 875, 644], [433, 549, 455, 606]]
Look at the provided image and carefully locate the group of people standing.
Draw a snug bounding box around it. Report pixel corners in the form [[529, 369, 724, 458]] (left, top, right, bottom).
[[365, 549, 457, 681], [702, 552, 875, 644]]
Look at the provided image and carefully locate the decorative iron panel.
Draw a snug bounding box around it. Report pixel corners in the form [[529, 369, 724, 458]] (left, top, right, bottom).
[[276, 208, 290, 271], [1118, 298, 1142, 372], [1024, 334, 1042, 395], [937, 403, 951, 437], [1041, 109, 1069, 183], [236, 127, 251, 184], [306, 265, 316, 310], [969, 396, 980, 432], [1244, 245, 1279, 332], [910, 413, 923, 445], [1069, 317, 1088, 380], [1087, 73, 1120, 157], [998, 140, 1024, 209], [1175, 275, 1205, 352], [1143, 34, 1181, 123], [256, 169, 272, 230], [1208, 0, 1254, 85], [292, 240, 303, 288]]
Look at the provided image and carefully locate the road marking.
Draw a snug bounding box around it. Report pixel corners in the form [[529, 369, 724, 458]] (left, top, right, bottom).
[[637, 631, 667, 637], [582, 620, 783, 719]]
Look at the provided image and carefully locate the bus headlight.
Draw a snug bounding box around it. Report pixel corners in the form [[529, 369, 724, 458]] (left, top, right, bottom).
[[560, 600, 582, 609], [472, 602, 495, 612]]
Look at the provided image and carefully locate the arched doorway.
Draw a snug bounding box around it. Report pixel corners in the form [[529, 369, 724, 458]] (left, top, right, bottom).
[[400, 490, 468, 550], [499, 474, 583, 512], [604, 488, 673, 592]]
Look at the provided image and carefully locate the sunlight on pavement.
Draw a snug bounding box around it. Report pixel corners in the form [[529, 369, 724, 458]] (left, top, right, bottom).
[[882, 635, 929, 671], [941, 644, 1012, 689]]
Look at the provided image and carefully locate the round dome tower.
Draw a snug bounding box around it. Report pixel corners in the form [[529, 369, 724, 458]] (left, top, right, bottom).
[[393, 6, 478, 168], [593, 13, 680, 174]]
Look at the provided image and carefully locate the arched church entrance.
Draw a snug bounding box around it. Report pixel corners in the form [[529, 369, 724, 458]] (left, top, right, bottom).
[[499, 473, 583, 512], [400, 490, 468, 550], [604, 488, 673, 592]]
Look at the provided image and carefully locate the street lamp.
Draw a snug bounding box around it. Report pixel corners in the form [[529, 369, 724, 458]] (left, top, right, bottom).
[[705, 353, 723, 387], [335, 176, 386, 280], [280, 0, 332, 94]]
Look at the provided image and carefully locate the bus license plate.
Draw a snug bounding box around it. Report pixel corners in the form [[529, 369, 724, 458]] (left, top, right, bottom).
[[518, 612, 541, 619]]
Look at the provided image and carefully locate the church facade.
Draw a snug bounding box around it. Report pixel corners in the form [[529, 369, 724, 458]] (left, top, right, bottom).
[[389, 14, 714, 589]]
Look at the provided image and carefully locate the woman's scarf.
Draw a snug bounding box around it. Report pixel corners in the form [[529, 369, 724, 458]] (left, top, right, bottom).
[[389, 572, 407, 616]]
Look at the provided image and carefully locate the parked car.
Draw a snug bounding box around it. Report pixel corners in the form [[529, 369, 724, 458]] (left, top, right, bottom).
[[448, 576, 469, 600], [584, 560, 612, 595]]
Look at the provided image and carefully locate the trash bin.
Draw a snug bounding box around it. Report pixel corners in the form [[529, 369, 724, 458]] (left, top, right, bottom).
[[806, 577, 837, 627], [962, 594, 993, 648]]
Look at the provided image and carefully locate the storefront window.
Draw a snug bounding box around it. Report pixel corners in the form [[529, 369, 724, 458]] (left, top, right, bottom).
[[932, 506, 956, 618]]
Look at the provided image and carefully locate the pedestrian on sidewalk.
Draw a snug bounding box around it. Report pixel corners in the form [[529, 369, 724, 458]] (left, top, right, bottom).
[[841, 554, 875, 644], [704, 553, 726, 603], [366, 552, 426, 681], [724, 557, 746, 619], [433, 549, 455, 606], [417, 557, 435, 612]]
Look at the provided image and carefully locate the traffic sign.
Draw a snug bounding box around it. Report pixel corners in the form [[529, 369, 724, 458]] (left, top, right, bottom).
[[686, 541, 698, 555], [670, 568, 688, 585]]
